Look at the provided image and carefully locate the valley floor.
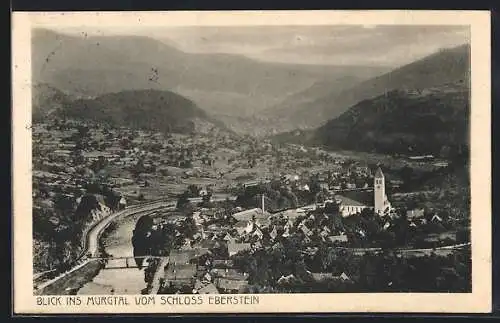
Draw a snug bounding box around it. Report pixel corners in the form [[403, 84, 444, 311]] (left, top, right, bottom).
[[32, 117, 470, 293]]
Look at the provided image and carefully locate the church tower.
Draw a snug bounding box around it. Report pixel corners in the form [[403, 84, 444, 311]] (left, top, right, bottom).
[[374, 166, 386, 215]]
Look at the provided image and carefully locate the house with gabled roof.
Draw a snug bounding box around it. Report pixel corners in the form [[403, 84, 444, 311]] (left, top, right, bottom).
[[202, 272, 212, 282], [223, 232, 235, 242], [431, 214, 443, 223], [270, 226, 278, 240], [328, 235, 348, 243], [234, 221, 249, 236], [215, 278, 249, 294], [335, 194, 370, 217], [210, 268, 249, 281], [164, 263, 197, 287], [320, 226, 331, 238], [310, 271, 351, 282], [194, 279, 204, 291], [407, 208, 425, 219], [282, 226, 290, 238], [311, 272, 336, 281], [299, 224, 313, 237], [231, 208, 267, 222], [227, 242, 252, 256], [198, 283, 219, 294], [212, 259, 234, 268], [252, 240, 263, 250], [277, 274, 296, 285], [252, 226, 264, 240]]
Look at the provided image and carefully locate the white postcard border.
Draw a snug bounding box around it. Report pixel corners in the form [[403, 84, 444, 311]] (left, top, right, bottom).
[[12, 10, 492, 314]]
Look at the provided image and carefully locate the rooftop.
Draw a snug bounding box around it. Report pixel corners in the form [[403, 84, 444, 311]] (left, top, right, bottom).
[[336, 190, 374, 207], [198, 283, 219, 294], [164, 263, 197, 281], [169, 249, 209, 264], [215, 278, 248, 291], [336, 194, 369, 207], [232, 208, 270, 222], [212, 260, 234, 268], [227, 242, 251, 256], [328, 235, 348, 243]]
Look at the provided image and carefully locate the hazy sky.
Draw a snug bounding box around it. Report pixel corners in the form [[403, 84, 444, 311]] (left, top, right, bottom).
[[59, 25, 470, 67]]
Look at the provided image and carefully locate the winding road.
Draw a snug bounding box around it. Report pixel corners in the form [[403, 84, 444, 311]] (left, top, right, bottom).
[[84, 194, 237, 258], [85, 200, 174, 258], [35, 195, 236, 294]]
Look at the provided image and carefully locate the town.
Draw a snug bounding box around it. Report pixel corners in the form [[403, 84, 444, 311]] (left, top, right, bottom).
[[33, 115, 471, 294]]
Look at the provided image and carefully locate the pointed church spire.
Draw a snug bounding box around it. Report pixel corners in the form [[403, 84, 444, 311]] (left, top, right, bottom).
[[375, 166, 384, 179]]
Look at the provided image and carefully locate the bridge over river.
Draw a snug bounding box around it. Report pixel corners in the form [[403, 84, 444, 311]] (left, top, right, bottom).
[[88, 256, 167, 270]]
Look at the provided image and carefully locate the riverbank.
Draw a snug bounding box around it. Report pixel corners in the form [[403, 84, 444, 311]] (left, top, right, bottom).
[[78, 213, 148, 295], [35, 215, 125, 295], [34, 201, 170, 295]]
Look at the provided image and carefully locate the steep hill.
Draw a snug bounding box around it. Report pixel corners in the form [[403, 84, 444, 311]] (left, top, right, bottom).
[[312, 82, 470, 156], [265, 44, 470, 131], [32, 83, 75, 121], [32, 29, 387, 123], [59, 89, 220, 134]]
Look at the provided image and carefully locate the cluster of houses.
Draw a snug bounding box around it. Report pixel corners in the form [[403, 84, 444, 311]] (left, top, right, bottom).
[[156, 196, 359, 293], [405, 208, 446, 227], [152, 170, 454, 293], [276, 164, 374, 193], [269, 166, 394, 219], [161, 245, 250, 294], [32, 118, 242, 208]]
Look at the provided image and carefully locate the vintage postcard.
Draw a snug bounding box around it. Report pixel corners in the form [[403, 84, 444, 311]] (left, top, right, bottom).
[[12, 10, 491, 314]]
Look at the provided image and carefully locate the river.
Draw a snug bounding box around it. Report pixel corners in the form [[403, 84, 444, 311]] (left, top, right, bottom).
[[78, 214, 146, 295], [76, 197, 230, 295]]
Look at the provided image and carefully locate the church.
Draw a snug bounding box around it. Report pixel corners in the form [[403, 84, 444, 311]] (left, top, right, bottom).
[[335, 167, 392, 217]]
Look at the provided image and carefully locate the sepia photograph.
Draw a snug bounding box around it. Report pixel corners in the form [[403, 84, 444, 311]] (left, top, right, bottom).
[[12, 10, 491, 313]]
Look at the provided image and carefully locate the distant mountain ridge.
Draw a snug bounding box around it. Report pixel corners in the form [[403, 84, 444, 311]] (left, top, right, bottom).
[[264, 44, 470, 132], [32, 29, 388, 123]]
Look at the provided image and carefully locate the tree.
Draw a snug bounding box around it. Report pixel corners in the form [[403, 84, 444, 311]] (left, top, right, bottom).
[[180, 217, 197, 239], [400, 166, 414, 189], [309, 178, 321, 195], [77, 125, 89, 138], [200, 192, 214, 208], [91, 156, 108, 173], [325, 201, 340, 216], [53, 193, 76, 218], [132, 159, 146, 177], [186, 184, 200, 198], [132, 215, 154, 269], [176, 192, 191, 210], [70, 148, 85, 165]]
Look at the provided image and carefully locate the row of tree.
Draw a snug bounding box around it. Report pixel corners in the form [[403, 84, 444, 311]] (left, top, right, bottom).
[[232, 238, 471, 293]]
